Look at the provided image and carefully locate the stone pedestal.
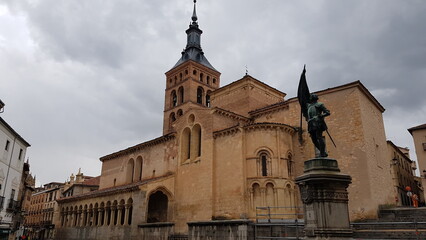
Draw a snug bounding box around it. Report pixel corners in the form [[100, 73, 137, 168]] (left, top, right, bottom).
[[295, 158, 352, 239]]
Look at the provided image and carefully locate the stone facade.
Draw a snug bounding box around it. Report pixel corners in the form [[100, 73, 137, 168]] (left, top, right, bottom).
[[0, 109, 30, 240], [53, 3, 397, 239]]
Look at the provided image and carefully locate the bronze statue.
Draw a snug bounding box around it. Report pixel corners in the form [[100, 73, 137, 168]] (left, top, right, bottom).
[[307, 94, 330, 157], [297, 66, 334, 158]]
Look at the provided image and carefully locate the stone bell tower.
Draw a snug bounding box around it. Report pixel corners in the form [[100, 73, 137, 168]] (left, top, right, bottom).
[[163, 0, 221, 135]]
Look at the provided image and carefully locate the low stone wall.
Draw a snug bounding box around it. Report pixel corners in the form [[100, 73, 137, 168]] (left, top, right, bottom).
[[188, 220, 251, 240], [138, 222, 175, 240], [55, 225, 133, 240], [54, 223, 174, 240], [55, 220, 306, 239]]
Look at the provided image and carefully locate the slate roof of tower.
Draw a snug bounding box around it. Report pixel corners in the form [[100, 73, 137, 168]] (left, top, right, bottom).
[[172, 0, 217, 71]]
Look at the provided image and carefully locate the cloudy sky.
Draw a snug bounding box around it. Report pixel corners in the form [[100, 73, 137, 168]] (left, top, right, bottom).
[[1, 0, 425, 185]]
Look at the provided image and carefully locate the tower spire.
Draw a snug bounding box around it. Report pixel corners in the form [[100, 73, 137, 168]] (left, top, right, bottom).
[[172, 0, 216, 71], [192, 0, 198, 23]]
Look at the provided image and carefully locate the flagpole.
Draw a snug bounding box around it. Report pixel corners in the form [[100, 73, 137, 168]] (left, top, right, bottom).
[[298, 107, 303, 144]]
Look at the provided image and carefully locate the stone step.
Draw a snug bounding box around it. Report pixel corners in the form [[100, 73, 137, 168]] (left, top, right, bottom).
[[352, 222, 426, 230], [353, 229, 426, 240], [378, 207, 426, 222]]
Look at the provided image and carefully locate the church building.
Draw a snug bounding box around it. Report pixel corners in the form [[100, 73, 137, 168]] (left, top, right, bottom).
[[55, 2, 395, 239]]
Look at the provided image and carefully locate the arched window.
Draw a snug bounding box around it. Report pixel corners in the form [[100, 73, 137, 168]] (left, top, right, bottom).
[[134, 156, 143, 181], [197, 87, 204, 104], [200, 73, 204, 82], [100, 202, 105, 226], [171, 90, 177, 107], [113, 201, 118, 225], [177, 109, 183, 117], [106, 202, 112, 226], [170, 112, 176, 121], [72, 206, 77, 226], [88, 204, 93, 226], [61, 208, 65, 226], [259, 151, 271, 177], [127, 198, 133, 225], [181, 128, 191, 162], [178, 87, 184, 104], [78, 205, 83, 226], [83, 205, 88, 226], [120, 199, 126, 225], [207, 76, 210, 85], [206, 90, 211, 107], [94, 203, 99, 226], [147, 191, 168, 223], [191, 124, 202, 159], [266, 183, 275, 207], [126, 159, 135, 183], [287, 153, 293, 177], [252, 183, 261, 209]]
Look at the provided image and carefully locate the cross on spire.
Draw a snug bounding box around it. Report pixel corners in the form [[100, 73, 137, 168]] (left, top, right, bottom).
[[192, 0, 198, 23]]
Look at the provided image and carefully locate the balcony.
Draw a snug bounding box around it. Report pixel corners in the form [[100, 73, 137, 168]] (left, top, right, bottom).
[[6, 200, 20, 213]]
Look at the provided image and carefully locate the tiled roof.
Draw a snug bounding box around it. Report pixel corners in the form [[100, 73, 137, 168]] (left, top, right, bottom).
[[57, 173, 173, 203], [212, 74, 286, 97], [82, 176, 100, 186], [248, 101, 289, 116], [250, 80, 386, 117], [213, 122, 296, 138], [212, 107, 251, 122], [100, 133, 175, 162]]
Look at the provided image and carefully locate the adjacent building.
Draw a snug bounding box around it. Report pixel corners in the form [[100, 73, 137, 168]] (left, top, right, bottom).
[[387, 141, 422, 206], [52, 2, 399, 239], [24, 169, 99, 240], [0, 101, 31, 240], [408, 124, 426, 202], [25, 182, 63, 240], [14, 160, 35, 239], [62, 169, 100, 198]]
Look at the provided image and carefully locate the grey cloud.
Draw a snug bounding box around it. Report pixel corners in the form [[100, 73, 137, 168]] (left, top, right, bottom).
[[1, 0, 425, 184]]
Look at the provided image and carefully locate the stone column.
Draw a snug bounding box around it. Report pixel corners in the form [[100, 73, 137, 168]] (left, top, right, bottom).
[[76, 210, 81, 227], [97, 208, 103, 226], [105, 207, 110, 226], [260, 188, 266, 206], [124, 204, 131, 225], [117, 205, 123, 225], [111, 206, 117, 225], [296, 158, 352, 239], [249, 188, 254, 210], [89, 209, 93, 226]]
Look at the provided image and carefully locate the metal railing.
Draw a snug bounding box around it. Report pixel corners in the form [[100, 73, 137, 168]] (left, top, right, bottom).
[[254, 206, 304, 240]]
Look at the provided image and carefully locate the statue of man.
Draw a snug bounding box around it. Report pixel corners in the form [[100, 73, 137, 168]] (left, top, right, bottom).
[[307, 94, 330, 157]]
